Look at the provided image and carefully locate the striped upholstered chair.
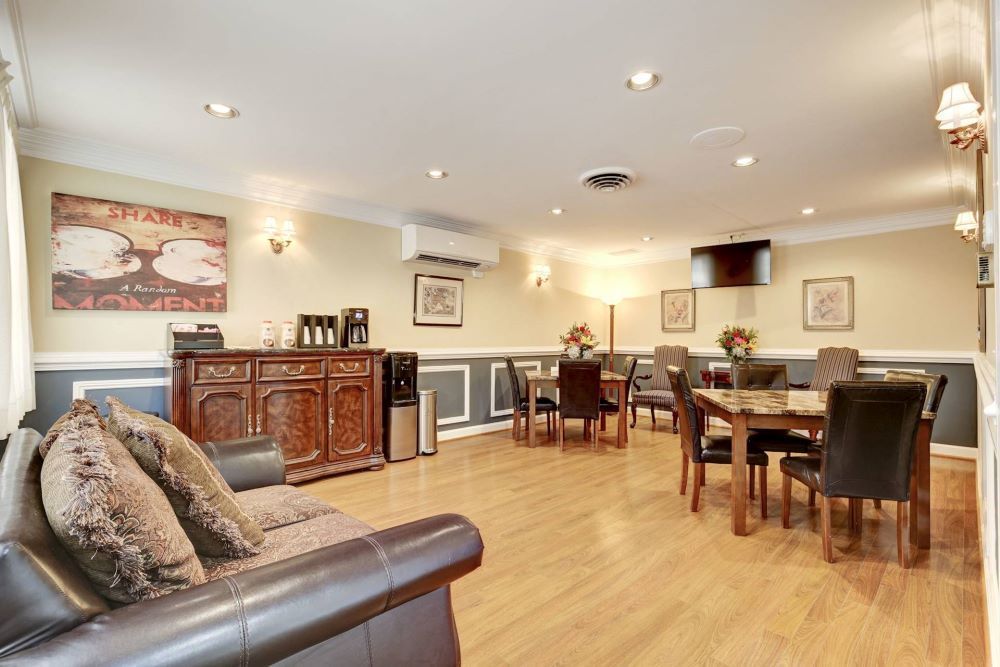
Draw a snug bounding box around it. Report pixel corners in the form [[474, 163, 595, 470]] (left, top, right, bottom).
[[791, 347, 859, 441], [631, 345, 688, 433]]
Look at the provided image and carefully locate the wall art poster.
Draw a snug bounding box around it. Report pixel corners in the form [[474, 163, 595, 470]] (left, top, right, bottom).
[[661, 289, 695, 331], [802, 276, 854, 330], [51, 193, 227, 311], [413, 274, 464, 326]]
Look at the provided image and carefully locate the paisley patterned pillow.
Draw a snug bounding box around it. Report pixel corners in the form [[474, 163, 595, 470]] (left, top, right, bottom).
[[41, 422, 205, 604], [39, 398, 106, 458]]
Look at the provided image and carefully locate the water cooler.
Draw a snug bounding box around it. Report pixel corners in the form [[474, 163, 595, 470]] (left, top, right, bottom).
[[383, 352, 418, 461]]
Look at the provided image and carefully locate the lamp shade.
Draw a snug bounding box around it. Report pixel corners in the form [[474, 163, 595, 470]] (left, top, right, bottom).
[[263, 216, 278, 235], [954, 211, 977, 231], [602, 295, 622, 306], [936, 82, 981, 121], [937, 106, 981, 130], [282, 219, 296, 237]]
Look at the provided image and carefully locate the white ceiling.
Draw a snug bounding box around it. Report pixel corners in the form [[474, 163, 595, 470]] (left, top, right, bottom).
[[1, 0, 964, 264]]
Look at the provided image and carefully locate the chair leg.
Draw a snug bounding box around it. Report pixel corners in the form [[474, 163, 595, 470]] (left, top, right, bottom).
[[781, 474, 792, 528], [592, 418, 598, 450], [690, 463, 702, 512], [680, 452, 689, 495], [759, 466, 768, 519], [558, 417, 564, 451], [600, 412, 606, 432], [820, 496, 834, 563], [749, 465, 756, 500], [699, 465, 706, 485], [872, 499, 882, 510], [808, 489, 816, 507], [512, 409, 520, 440], [650, 407, 656, 426], [672, 409, 679, 434], [897, 500, 911, 568], [848, 498, 862, 535], [630, 400, 637, 428]]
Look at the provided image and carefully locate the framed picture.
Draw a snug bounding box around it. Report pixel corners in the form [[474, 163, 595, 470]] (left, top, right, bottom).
[[414, 274, 464, 326], [661, 289, 695, 331], [51, 193, 227, 311], [802, 276, 854, 330]]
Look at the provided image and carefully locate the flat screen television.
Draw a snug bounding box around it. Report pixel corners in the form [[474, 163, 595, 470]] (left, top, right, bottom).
[[690, 239, 771, 288]]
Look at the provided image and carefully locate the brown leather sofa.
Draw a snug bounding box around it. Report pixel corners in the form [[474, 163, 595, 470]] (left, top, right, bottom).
[[0, 428, 484, 666]]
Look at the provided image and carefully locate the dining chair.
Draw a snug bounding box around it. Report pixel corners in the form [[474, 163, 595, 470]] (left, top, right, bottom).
[[505, 355, 556, 442], [631, 345, 688, 433], [790, 347, 859, 440], [779, 381, 926, 567], [600, 355, 637, 435], [668, 365, 770, 516], [557, 360, 602, 451], [733, 363, 816, 500]]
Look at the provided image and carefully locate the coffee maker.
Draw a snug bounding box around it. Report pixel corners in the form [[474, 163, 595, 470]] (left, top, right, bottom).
[[341, 308, 369, 348]]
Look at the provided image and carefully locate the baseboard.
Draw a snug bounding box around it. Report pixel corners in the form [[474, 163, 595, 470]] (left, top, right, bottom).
[[438, 415, 548, 442], [930, 442, 977, 459]]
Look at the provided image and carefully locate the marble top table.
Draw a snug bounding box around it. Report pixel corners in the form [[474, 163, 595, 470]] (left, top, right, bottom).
[[693, 389, 937, 548], [524, 370, 629, 449]]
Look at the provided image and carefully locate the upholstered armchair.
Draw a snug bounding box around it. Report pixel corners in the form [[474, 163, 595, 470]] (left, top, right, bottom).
[[789, 347, 859, 391], [631, 345, 688, 433]]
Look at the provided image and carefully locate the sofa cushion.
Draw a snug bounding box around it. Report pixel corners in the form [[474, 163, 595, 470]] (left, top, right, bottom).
[[236, 485, 338, 530], [105, 397, 264, 558], [38, 398, 106, 458], [200, 513, 375, 580], [41, 422, 206, 604]]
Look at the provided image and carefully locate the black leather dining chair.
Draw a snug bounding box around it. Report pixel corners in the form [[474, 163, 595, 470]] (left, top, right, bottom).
[[732, 363, 789, 391], [557, 360, 602, 451], [600, 355, 637, 434], [668, 365, 770, 516], [779, 381, 926, 567], [505, 356, 556, 442]]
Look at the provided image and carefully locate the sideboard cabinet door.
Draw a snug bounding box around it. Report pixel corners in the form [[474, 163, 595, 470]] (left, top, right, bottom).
[[328, 378, 372, 463], [256, 380, 326, 473], [190, 383, 253, 443]]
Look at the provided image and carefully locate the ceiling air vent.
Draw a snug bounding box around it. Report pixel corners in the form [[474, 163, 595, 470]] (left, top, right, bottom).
[[580, 167, 636, 192], [977, 252, 993, 287], [609, 248, 640, 256]]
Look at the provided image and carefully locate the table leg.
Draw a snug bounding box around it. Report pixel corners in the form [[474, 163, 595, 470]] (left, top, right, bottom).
[[617, 380, 627, 448], [731, 413, 748, 536], [528, 380, 537, 448], [910, 420, 932, 549]]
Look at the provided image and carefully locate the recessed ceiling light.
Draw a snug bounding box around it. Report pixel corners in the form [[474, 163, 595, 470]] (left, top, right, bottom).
[[425, 170, 448, 179], [626, 71, 660, 91], [641, 236, 654, 242], [801, 207, 816, 215], [203, 103, 239, 119], [549, 208, 565, 215], [732, 156, 759, 167]]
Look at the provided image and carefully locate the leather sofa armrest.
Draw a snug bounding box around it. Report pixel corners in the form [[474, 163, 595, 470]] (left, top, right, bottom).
[[198, 436, 286, 492], [4, 514, 484, 666]]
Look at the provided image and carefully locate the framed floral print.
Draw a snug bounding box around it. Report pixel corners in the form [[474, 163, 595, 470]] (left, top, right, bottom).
[[802, 276, 854, 330], [661, 289, 695, 331], [414, 274, 464, 326]]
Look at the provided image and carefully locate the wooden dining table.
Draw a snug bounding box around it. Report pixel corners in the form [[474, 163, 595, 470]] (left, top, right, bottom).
[[693, 388, 937, 548], [525, 369, 629, 449]]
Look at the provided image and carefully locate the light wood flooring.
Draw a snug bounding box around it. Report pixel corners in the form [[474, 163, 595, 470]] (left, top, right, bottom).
[[301, 417, 986, 666]]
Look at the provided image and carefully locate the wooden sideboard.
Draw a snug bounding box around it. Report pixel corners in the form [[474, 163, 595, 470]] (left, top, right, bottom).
[[168, 348, 385, 483]]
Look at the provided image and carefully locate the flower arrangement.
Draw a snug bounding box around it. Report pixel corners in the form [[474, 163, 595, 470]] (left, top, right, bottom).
[[559, 322, 599, 359], [716, 324, 758, 364]]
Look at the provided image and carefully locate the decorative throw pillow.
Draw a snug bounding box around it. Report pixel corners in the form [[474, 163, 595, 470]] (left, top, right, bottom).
[[39, 398, 106, 458], [105, 396, 264, 558], [41, 421, 205, 604]]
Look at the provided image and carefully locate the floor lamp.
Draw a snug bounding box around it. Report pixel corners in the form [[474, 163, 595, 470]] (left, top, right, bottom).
[[602, 296, 622, 372]]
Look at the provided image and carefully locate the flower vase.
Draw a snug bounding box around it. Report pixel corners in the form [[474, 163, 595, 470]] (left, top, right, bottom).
[[566, 346, 582, 359], [582, 348, 594, 359]]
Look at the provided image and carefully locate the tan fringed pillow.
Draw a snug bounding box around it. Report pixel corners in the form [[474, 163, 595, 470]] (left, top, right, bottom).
[[39, 398, 106, 458], [105, 396, 264, 558], [41, 422, 205, 604]]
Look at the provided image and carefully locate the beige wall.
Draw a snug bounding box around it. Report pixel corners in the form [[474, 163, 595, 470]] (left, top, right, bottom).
[[21, 157, 979, 354], [606, 225, 979, 351], [22, 157, 605, 352]]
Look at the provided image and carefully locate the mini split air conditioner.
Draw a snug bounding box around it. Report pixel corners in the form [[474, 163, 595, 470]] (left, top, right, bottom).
[[401, 224, 499, 271]]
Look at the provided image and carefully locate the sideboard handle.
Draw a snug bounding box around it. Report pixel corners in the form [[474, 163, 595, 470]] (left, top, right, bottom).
[[247, 415, 252, 437], [338, 362, 361, 372], [281, 365, 305, 376], [328, 408, 335, 436], [255, 414, 262, 435], [208, 366, 236, 378]]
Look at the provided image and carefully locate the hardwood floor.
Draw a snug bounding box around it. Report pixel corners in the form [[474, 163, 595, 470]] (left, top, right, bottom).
[[301, 417, 986, 666]]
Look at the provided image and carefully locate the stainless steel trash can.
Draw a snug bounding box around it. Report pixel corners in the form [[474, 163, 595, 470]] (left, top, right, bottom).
[[418, 389, 438, 455]]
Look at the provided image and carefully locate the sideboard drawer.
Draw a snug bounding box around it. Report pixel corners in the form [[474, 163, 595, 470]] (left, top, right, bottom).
[[257, 357, 326, 382], [328, 356, 370, 377], [192, 359, 252, 384]]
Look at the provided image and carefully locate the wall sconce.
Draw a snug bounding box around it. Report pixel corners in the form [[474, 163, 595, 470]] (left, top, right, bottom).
[[935, 82, 988, 152], [533, 264, 551, 287], [264, 217, 295, 254], [954, 210, 978, 243]]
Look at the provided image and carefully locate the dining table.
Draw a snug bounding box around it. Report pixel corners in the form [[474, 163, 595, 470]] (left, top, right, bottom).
[[693, 388, 937, 548], [524, 369, 629, 449]]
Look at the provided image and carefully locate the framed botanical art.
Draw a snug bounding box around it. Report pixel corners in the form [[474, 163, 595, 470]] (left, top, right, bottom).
[[802, 276, 854, 330], [414, 274, 464, 326], [661, 289, 695, 331]]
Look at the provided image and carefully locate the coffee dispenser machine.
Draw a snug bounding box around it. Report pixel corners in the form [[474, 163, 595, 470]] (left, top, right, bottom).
[[341, 308, 369, 348]]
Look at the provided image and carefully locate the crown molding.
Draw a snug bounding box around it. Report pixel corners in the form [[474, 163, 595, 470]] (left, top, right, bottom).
[[19, 127, 956, 269], [0, 0, 36, 129]]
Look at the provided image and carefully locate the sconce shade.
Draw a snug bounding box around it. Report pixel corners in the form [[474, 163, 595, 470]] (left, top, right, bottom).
[[954, 211, 978, 231], [935, 82, 981, 121], [937, 106, 981, 130], [263, 216, 278, 235], [282, 220, 296, 237]]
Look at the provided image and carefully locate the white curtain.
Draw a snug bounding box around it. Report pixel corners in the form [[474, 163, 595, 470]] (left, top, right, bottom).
[[0, 59, 33, 438]]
